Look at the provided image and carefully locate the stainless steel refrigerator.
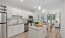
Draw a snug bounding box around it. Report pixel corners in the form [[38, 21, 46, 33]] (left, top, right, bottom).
[[0, 11, 7, 38]]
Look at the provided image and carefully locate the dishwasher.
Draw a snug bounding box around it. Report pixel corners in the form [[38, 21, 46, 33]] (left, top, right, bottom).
[[24, 23, 29, 32]]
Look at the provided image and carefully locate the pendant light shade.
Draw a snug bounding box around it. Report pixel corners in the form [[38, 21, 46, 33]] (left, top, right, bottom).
[[43, 9, 46, 12], [42, 0, 46, 12], [20, 0, 24, 1], [38, 0, 41, 10], [38, 6, 41, 10]]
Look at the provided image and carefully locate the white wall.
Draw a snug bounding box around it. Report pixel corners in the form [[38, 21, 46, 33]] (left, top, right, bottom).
[[22, 10, 34, 19], [0, 1, 34, 19], [34, 9, 60, 22], [34, 11, 39, 21], [60, 3, 65, 38], [0, 0, 32, 12]]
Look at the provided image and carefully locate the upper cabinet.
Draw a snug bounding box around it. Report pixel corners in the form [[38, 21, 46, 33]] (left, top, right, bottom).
[[7, 6, 34, 19], [7, 6, 12, 19], [18, 9, 22, 16], [12, 8, 18, 15]]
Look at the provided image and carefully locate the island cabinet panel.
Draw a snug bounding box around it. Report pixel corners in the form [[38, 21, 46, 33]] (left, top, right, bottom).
[[29, 25, 47, 38]]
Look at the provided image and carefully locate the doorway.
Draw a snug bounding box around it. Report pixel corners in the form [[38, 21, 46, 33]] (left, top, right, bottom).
[[47, 14, 56, 24]]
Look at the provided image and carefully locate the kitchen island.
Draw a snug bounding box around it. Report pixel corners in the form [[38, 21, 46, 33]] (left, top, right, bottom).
[[29, 25, 47, 38]]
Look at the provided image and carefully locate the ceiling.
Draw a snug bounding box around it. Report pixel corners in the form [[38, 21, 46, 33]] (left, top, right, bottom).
[[0, 0, 64, 12]]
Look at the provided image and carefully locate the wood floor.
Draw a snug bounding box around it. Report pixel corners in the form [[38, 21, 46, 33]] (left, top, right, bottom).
[[10, 28, 61, 38], [46, 28, 61, 38]]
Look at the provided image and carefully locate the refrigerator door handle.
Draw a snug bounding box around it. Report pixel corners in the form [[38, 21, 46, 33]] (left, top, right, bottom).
[[0, 23, 6, 24]]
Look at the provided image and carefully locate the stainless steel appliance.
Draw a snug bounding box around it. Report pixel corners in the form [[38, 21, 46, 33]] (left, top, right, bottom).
[[0, 5, 7, 38], [24, 23, 29, 32], [24, 16, 33, 32]]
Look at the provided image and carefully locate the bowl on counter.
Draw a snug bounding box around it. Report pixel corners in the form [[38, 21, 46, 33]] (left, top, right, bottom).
[[34, 22, 43, 27]]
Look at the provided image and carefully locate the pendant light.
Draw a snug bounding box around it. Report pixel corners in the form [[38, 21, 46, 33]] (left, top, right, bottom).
[[38, 0, 41, 10], [34, 1, 37, 9], [20, 0, 24, 1], [43, 9, 46, 12], [42, 0, 46, 12]]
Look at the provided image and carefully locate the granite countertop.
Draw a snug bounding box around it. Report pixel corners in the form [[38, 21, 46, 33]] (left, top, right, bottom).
[[29, 25, 47, 31]]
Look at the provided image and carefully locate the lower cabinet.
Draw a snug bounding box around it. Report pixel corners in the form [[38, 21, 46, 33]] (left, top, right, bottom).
[[18, 24, 24, 33], [7, 24, 24, 37], [7, 26, 13, 37], [13, 25, 19, 36]]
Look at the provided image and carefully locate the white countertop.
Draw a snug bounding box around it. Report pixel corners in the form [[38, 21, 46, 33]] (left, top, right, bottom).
[[29, 25, 47, 31]]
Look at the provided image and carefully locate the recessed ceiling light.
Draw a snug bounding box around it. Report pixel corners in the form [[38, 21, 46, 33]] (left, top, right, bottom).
[[43, 9, 46, 12], [38, 6, 41, 10], [34, 6, 36, 8], [20, 0, 24, 1]]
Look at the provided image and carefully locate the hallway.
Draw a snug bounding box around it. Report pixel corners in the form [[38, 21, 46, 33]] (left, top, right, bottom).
[[11, 28, 61, 38]]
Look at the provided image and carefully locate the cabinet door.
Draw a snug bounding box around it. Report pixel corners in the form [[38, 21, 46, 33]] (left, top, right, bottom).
[[17, 25, 21, 34], [19, 24, 24, 33], [18, 9, 22, 16], [18, 25, 21, 33], [7, 6, 12, 19], [7, 26, 13, 37], [12, 8, 18, 15], [13, 25, 19, 36]]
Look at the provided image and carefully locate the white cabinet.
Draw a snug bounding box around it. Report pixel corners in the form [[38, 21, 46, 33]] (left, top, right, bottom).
[[12, 24, 24, 36], [18, 9, 22, 16], [7, 26, 13, 37], [12, 25, 19, 36], [12, 8, 22, 16], [18, 24, 24, 33], [7, 6, 12, 19], [22, 11, 28, 19], [12, 8, 18, 15], [29, 26, 47, 38]]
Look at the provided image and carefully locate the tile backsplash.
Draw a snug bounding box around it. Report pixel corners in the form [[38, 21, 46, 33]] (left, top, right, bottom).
[[7, 15, 23, 26], [7, 19, 18, 25]]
